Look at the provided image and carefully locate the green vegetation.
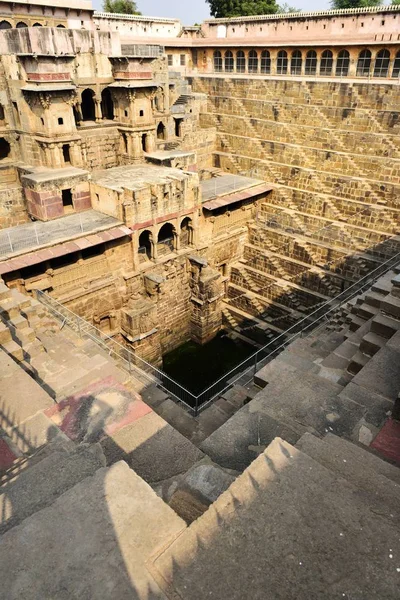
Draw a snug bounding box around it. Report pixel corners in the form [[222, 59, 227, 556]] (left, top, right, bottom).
[[205, 0, 280, 18], [102, 0, 141, 14]]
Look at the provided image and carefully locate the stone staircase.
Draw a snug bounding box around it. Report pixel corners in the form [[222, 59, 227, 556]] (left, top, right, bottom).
[[1, 269, 400, 597]]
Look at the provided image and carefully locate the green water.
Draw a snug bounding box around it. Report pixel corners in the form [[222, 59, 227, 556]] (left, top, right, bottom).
[[162, 331, 254, 395]]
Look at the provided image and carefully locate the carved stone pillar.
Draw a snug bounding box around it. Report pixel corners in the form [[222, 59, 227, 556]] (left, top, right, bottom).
[[94, 97, 102, 123]]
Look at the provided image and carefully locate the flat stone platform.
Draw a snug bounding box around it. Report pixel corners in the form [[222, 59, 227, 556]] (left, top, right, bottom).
[[0, 210, 123, 260]]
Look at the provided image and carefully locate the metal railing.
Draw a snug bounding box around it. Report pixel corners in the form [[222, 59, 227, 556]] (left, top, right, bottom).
[[36, 247, 400, 416], [0, 214, 92, 257], [35, 290, 198, 414]]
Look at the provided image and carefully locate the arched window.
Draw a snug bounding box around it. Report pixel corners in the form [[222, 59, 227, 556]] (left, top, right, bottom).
[[56, 24, 66, 28], [0, 105, 4, 121], [157, 121, 166, 140], [336, 50, 350, 76], [305, 50, 317, 75], [213, 51, 222, 72], [236, 50, 246, 73], [32, 23, 43, 27], [224, 50, 234, 72], [277, 50, 288, 75], [157, 222, 175, 255], [81, 88, 96, 121], [101, 88, 114, 120], [320, 50, 333, 76], [248, 50, 259, 73], [356, 49, 372, 77], [138, 230, 152, 261], [180, 217, 193, 246], [290, 50, 302, 75], [392, 50, 400, 78], [260, 50, 271, 74], [374, 49, 390, 78], [0, 21, 11, 29], [16, 22, 28, 28]]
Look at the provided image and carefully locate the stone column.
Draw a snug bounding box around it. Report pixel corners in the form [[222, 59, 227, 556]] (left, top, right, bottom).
[[94, 97, 102, 123], [132, 133, 142, 161], [348, 57, 357, 78], [147, 132, 156, 152], [188, 255, 223, 345], [151, 234, 158, 261]]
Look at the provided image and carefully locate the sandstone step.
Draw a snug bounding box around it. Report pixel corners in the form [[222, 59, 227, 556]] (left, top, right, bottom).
[[347, 350, 370, 375], [324, 432, 400, 485], [0, 321, 11, 345], [359, 331, 387, 357], [0, 282, 12, 301], [364, 290, 387, 309], [0, 348, 55, 438], [0, 461, 186, 599], [296, 433, 400, 520], [153, 437, 400, 600], [0, 444, 106, 535], [371, 313, 400, 339], [381, 294, 400, 319], [1, 339, 24, 361], [356, 302, 379, 321], [348, 315, 367, 332]]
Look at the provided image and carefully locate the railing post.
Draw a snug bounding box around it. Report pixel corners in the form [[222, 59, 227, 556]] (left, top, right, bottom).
[[76, 315, 81, 338], [254, 351, 258, 375]]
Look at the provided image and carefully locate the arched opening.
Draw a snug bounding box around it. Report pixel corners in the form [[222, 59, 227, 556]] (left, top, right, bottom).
[[392, 51, 400, 78], [305, 50, 317, 75], [157, 121, 166, 140], [138, 230, 152, 261], [320, 50, 333, 76], [157, 222, 175, 255], [290, 50, 302, 75], [141, 133, 148, 152], [32, 23, 43, 27], [16, 22, 28, 28], [180, 217, 193, 247], [56, 24, 66, 28], [81, 88, 96, 121], [277, 50, 288, 75], [336, 50, 350, 76], [174, 117, 183, 138], [213, 51, 222, 73], [374, 49, 390, 78], [248, 50, 258, 73], [0, 105, 5, 121], [101, 88, 114, 120], [0, 21, 11, 29], [236, 50, 246, 73], [356, 49, 372, 77], [0, 138, 11, 160], [224, 50, 234, 73], [260, 50, 271, 74]]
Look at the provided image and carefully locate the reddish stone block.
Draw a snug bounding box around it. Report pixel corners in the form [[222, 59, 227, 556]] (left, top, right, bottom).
[[371, 417, 400, 467], [44, 202, 64, 220], [0, 439, 17, 470], [73, 196, 92, 212]]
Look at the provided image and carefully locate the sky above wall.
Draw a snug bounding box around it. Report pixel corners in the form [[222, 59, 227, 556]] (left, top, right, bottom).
[[93, 1, 334, 25]]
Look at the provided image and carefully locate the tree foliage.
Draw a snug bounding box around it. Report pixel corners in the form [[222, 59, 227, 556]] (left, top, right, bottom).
[[206, 0, 280, 18], [103, 0, 141, 14], [330, 0, 381, 9], [277, 2, 300, 12]]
